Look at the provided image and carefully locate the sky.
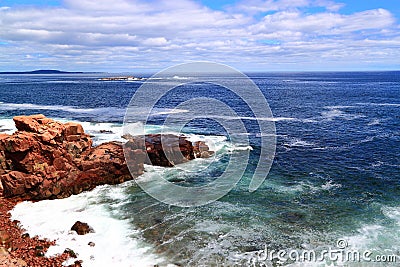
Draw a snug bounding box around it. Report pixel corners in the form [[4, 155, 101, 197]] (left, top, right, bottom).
[[0, 0, 399, 72]]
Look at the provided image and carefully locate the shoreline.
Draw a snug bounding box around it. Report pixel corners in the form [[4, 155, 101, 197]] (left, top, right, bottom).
[[9, 184, 169, 267], [0, 114, 212, 266], [0, 197, 76, 267]]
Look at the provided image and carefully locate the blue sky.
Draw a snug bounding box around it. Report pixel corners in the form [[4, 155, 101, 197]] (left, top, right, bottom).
[[2, 0, 400, 16], [0, 0, 399, 72]]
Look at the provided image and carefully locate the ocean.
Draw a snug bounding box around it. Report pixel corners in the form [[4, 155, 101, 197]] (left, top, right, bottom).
[[1, 71, 399, 266]]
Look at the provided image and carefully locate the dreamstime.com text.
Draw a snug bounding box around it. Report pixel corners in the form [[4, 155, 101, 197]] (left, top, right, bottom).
[[248, 239, 398, 265]]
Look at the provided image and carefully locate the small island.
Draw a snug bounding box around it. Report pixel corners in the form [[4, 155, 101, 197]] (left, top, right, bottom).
[[98, 76, 145, 81]]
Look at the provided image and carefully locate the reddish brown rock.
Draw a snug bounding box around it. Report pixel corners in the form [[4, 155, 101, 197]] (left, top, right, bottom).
[[123, 133, 207, 167], [0, 115, 211, 200], [13, 114, 48, 133], [71, 221, 94, 235], [64, 122, 84, 136], [143, 134, 195, 167], [193, 141, 214, 158], [1, 171, 43, 197], [0, 115, 135, 200], [69, 141, 139, 196]]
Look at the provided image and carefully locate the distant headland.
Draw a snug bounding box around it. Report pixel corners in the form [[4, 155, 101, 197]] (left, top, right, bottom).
[[0, 70, 87, 74]]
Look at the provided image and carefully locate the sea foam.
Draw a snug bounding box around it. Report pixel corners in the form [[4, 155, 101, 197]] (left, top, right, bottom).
[[11, 184, 168, 267]]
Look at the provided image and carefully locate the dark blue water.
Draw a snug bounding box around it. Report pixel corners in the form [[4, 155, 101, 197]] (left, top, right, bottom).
[[1, 72, 400, 266]]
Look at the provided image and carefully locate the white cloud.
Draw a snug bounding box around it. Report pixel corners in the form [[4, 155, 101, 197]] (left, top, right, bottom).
[[141, 37, 169, 46], [0, 0, 399, 71], [250, 8, 395, 36], [229, 0, 344, 14]]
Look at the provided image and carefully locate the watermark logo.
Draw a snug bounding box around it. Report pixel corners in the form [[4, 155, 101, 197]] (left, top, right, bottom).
[[123, 62, 276, 207], [249, 239, 398, 265]]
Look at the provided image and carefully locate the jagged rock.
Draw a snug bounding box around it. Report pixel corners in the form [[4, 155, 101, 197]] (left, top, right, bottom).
[[71, 221, 94, 235], [124, 133, 211, 167], [64, 122, 84, 136], [14, 114, 54, 133], [0, 115, 131, 200], [0, 115, 212, 200], [193, 141, 213, 158], [143, 134, 195, 167], [1, 171, 43, 197]]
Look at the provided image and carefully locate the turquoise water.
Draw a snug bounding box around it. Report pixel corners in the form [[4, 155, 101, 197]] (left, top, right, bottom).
[[2, 72, 400, 266]]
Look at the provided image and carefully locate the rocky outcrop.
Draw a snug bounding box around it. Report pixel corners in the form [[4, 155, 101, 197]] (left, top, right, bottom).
[[193, 141, 213, 158], [124, 134, 213, 167], [143, 134, 195, 167], [0, 114, 143, 200], [70, 221, 94, 235], [0, 115, 212, 201]]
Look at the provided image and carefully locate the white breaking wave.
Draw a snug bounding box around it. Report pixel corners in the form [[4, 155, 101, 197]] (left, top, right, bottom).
[[80, 122, 125, 146], [0, 102, 188, 119], [338, 206, 399, 252], [324, 105, 358, 109], [45, 80, 83, 84], [10, 184, 168, 267], [202, 115, 297, 122], [153, 109, 189, 115], [0, 118, 17, 134], [357, 102, 400, 107], [0, 102, 317, 125], [283, 137, 315, 148], [280, 80, 339, 85], [0, 102, 125, 115], [266, 179, 341, 194], [320, 106, 365, 121], [146, 76, 191, 80], [368, 119, 381, 126], [332, 204, 400, 262], [172, 76, 190, 80], [320, 180, 342, 190], [4, 115, 254, 266]]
